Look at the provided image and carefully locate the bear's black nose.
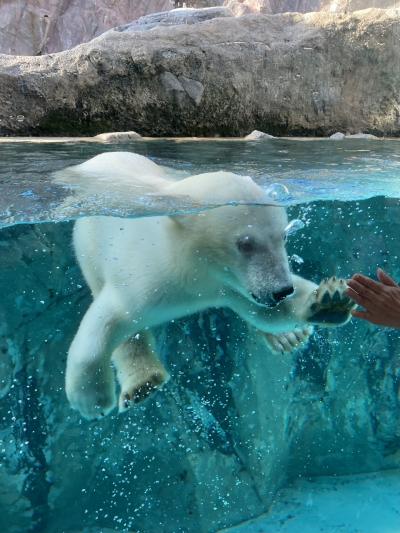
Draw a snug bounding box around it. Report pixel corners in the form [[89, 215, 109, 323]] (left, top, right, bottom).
[[272, 286, 294, 304]]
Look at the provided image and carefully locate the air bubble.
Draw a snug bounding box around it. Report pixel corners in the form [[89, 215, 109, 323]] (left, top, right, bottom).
[[265, 183, 290, 202], [285, 219, 305, 237], [290, 254, 304, 265]]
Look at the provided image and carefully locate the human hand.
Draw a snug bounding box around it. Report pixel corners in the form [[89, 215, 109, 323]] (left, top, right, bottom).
[[346, 268, 400, 328]]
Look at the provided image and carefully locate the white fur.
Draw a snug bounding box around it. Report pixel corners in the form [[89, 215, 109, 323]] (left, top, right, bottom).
[[66, 152, 324, 419]]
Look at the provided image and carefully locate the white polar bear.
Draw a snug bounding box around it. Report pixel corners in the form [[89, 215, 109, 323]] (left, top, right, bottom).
[[64, 152, 355, 420]]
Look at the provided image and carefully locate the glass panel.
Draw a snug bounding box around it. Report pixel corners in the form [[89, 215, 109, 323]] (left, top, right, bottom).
[[1, 139, 399, 532]]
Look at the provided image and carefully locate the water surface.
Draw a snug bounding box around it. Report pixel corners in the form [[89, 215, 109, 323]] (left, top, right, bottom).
[[1, 138, 400, 227]]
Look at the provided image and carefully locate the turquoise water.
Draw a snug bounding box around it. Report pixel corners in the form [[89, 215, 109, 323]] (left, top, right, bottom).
[[1, 139, 400, 226], [0, 139, 400, 533]]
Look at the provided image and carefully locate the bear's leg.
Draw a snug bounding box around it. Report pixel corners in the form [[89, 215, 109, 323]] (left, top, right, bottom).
[[65, 288, 127, 419], [112, 331, 170, 413], [228, 275, 355, 332]]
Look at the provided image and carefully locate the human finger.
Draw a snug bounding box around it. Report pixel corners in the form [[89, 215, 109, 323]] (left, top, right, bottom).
[[351, 274, 383, 294], [347, 279, 375, 300], [377, 268, 398, 287], [351, 309, 372, 322], [346, 287, 370, 307]]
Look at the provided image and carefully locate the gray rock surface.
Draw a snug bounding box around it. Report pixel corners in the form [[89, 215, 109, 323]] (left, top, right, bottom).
[[0, 197, 399, 532], [329, 131, 346, 139], [226, 0, 322, 15], [226, 0, 399, 16], [94, 131, 142, 142], [346, 132, 380, 139], [1, 8, 400, 137], [323, 0, 399, 11], [1, 0, 397, 56], [115, 6, 231, 33], [245, 130, 275, 140]]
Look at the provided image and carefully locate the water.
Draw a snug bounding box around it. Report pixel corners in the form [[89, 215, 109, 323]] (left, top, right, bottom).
[[1, 138, 400, 226], [0, 139, 400, 533]]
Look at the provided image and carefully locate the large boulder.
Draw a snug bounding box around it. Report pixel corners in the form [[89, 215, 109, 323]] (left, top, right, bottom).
[[1, 9, 400, 137], [113, 6, 231, 33]]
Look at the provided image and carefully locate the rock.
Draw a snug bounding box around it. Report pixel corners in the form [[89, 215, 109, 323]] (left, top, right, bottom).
[[225, 0, 399, 16], [245, 130, 275, 140], [323, 0, 398, 12], [0, 0, 174, 56], [225, 0, 323, 15], [226, 469, 400, 532], [329, 132, 346, 140], [346, 132, 380, 139], [93, 131, 142, 142], [1, 9, 400, 137], [330, 131, 380, 140], [1, 0, 398, 56], [115, 6, 231, 33]]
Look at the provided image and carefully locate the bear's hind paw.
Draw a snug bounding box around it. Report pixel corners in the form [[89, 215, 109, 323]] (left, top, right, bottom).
[[118, 370, 170, 413], [306, 276, 356, 326], [263, 326, 313, 354]]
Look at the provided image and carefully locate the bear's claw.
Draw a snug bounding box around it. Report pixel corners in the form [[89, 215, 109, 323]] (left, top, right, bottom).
[[306, 276, 356, 325], [118, 370, 169, 413]]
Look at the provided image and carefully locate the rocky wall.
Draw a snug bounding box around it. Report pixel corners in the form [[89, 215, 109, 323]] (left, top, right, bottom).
[[0, 0, 174, 56], [0, 196, 399, 532], [1, 0, 398, 56], [226, 0, 399, 16], [1, 9, 400, 137]]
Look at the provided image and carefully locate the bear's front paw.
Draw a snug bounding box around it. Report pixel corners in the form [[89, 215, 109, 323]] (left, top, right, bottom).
[[305, 277, 356, 326], [66, 362, 117, 420], [263, 326, 313, 354], [118, 368, 170, 413]]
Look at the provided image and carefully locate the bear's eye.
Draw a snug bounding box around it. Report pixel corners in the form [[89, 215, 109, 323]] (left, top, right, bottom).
[[236, 236, 256, 254]]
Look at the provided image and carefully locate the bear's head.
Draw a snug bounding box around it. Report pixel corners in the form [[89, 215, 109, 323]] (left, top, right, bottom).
[[167, 171, 295, 307]]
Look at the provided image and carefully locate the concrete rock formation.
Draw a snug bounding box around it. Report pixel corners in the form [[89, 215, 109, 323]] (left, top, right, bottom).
[[323, 0, 399, 11], [245, 130, 275, 139], [225, 0, 400, 16], [114, 6, 231, 33], [94, 131, 142, 142], [0, 0, 175, 56], [1, 1, 398, 56], [330, 131, 346, 139], [0, 8, 400, 137], [225, 0, 322, 15], [346, 132, 380, 139]]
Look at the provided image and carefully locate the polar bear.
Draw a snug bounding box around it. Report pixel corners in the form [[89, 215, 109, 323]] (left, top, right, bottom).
[[64, 152, 355, 420]]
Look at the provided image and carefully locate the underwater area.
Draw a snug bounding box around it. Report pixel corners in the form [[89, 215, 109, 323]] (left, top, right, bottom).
[[1, 138, 400, 533]]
